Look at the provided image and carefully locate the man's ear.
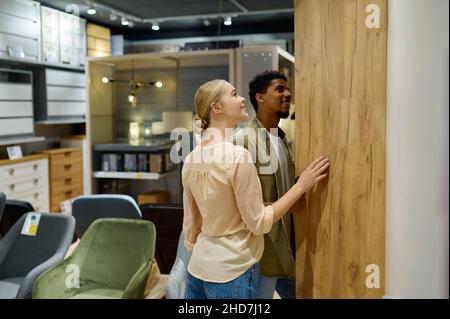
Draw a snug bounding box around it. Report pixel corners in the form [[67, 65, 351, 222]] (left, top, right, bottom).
[[256, 93, 264, 104]]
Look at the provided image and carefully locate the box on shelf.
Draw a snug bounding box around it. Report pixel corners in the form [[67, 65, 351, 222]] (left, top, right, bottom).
[[86, 23, 111, 57], [149, 153, 165, 173], [102, 153, 123, 172], [138, 154, 148, 172], [137, 191, 170, 205], [124, 153, 137, 172]]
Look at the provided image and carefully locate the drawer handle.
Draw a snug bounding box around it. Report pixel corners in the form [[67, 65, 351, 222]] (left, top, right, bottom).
[[8, 168, 14, 175], [64, 164, 72, 170], [64, 178, 72, 183], [33, 193, 39, 199], [33, 179, 39, 185], [33, 164, 38, 170], [65, 190, 73, 196], [64, 152, 72, 157], [9, 184, 15, 191]]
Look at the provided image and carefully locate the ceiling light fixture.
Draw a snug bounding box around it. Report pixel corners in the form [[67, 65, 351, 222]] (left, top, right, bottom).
[[128, 21, 135, 28], [87, 4, 96, 15], [101, 61, 163, 107], [152, 22, 160, 31], [101, 77, 163, 88], [224, 16, 232, 26], [121, 17, 129, 26], [203, 19, 210, 27]]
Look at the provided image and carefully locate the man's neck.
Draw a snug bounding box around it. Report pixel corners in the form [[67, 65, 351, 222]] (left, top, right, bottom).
[[256, 111, 280, 131]]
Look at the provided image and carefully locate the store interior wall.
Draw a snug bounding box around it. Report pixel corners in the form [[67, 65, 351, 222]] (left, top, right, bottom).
[[386, 0, 449, 299], [113, 65, 228, 140]]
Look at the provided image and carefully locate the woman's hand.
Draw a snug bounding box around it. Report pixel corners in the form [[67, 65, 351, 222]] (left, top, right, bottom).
[[295, 156, 329, 193]]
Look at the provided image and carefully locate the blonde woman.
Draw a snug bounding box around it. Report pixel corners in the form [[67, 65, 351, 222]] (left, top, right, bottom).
[[182, 79, 329, 299]]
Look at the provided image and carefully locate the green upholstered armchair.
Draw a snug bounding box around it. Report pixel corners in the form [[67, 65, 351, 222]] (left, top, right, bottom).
[[32, 218, 156, 299]]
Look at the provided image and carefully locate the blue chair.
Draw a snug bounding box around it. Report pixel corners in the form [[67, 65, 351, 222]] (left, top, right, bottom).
[[165, 231, 192, 299], [72, 194, 142, 238]]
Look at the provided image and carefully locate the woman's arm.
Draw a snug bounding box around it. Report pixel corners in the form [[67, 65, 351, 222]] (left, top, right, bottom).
[[232, 149, 329, 234], [182, 178, 202, 250]]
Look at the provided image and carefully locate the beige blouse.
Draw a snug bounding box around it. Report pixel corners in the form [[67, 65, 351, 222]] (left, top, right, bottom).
[[182, 141, 274, 283]]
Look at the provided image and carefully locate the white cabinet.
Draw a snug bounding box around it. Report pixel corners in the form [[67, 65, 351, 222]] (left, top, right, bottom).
[[0, 68, 34, 138], [0, 155, 49, 212], [59, 11, 86, 67], [46, 69, 85, 86], [41, 6, 87, 67], [41, 6, 60, 64], [0, 0, 41, 61], [34, 68, 86, 121]]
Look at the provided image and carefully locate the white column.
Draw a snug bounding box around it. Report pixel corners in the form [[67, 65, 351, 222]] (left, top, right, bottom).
[[386, 0, 449, 298]]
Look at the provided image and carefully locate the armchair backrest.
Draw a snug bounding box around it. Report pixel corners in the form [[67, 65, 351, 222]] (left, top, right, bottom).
[[72, 195, 141, 238], [0, 199, 34, 238], [0, 212, 75, 279], [72, 218, 156, 289]]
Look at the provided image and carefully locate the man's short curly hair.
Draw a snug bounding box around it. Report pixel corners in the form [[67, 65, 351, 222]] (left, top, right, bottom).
[[248, 70, 287, 112]]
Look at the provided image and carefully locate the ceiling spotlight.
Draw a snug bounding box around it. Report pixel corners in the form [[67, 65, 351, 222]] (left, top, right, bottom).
[[152, 22, 160, 31], [203, 19, 210, 27], [109, 12, 118, 21], [121, 17, 129, 26], [101, 76, 109, 84], [154, 81, 163, 88], [224, 16, 232, 26], [128, 21, 135, 28], [87, 5, 96, 15]]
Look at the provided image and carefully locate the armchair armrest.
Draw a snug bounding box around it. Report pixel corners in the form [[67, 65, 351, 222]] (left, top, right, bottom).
[[122, 260, 153, 299], [30, 256, 79, 299]]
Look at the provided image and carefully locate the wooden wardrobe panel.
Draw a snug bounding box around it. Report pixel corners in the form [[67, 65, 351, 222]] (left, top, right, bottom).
[[294, 0, 387, 298]]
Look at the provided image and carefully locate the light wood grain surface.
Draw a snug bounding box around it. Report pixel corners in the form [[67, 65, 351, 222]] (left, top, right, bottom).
[[295, 0, 387, 298]]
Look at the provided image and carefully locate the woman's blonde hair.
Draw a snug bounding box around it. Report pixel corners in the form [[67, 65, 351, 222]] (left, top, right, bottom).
[[194, 79, 228, 131]]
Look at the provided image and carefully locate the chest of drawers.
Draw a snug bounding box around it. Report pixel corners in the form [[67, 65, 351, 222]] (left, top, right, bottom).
[[41, 148, 83, 212], [39, 148, 83, 212], [0, 154, 49, 212]]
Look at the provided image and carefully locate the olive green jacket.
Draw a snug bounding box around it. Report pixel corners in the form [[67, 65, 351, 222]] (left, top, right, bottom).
[[233, 118, 296, 278]]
